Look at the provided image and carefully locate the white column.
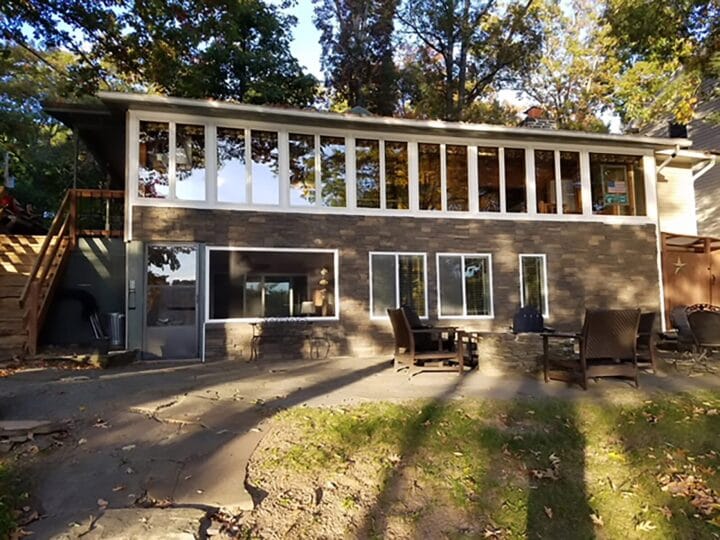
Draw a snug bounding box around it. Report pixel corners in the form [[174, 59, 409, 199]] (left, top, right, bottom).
[[346, 137, 356, 209], [525, 148, 536, 215], [498, 147, 507, 213], [168, 122, 176, 200], [408, 141, 419, 211], [468, 146, 479, 213], [440, 144, 447, 211], [554, 150, 563, 214], [579, 152, 593, 215], [205, 124, 217, 205], [278, 131, 289, 208]]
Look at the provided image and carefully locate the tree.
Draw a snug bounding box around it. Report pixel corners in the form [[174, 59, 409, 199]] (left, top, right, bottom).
[[314, 0, 399, 115], [604, 0, 720, 128], [397, 0, 544, 121], [519, 0, 618, 131], [2, 0, 317, 106], [0, 45, 103, 215]]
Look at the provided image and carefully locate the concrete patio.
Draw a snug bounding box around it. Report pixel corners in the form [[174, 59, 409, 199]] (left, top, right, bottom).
[[2, 354, 720, 538]]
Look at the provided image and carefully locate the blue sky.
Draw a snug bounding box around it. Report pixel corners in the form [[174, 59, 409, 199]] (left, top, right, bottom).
[[285, 0, 323, 79]]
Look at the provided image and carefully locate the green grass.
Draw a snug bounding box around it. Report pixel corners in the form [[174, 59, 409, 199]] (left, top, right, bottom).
[[0, 462, 26, 538], [254, 394, 720, 539]]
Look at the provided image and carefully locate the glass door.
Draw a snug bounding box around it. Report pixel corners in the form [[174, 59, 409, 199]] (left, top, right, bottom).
[[144, 244, 198, 359]]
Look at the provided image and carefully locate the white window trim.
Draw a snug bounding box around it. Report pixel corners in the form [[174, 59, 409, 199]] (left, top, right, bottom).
[[204, 246, 340, 323], [368, 251, 428, 321], [127, 110, 659, 235], [436, 253, 494, 320], [519, 253, 550, 318]]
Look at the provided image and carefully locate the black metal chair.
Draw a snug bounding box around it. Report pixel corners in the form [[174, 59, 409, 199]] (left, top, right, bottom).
[[686, 306, 720, 372], [542, 309, 641, 390]]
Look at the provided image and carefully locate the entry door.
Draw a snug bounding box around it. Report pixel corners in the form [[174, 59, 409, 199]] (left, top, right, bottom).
[[145, 244, 198, 359]]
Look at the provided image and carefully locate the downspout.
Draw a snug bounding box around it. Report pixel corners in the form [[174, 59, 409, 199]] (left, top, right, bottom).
[[692, 155, 717, 182], [656, 144, 680, 174]]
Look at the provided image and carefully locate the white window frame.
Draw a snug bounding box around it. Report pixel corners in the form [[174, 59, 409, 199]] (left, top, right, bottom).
[[519, 253, 549, 318], [126, 109, 660, 246], [204, 246, 340, 323], [436, 253, 494, 320], [368, 251, 428, 321]]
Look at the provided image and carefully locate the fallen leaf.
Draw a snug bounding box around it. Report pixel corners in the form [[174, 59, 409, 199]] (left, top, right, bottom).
[[121, 444, 136, 451], [196, 489, 204, 494], [635, 520, 657, 531], [77, 438, 87, 446], [453, 451, 464, 457], [112, 485, 124, 492], [97, 498, 108, 508], [544, 506, 553, 519], [659, 506, 673, 519], [590, 513, 604, 527]]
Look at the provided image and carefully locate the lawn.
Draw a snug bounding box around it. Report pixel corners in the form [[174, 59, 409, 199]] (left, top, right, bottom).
[[236, 393, 720, 539]]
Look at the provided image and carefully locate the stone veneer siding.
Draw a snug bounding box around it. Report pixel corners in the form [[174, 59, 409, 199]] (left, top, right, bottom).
[[132, 206, 662, 362]]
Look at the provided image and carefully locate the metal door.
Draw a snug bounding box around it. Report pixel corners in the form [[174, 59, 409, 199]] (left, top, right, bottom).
[[144, 244, 198, 359]]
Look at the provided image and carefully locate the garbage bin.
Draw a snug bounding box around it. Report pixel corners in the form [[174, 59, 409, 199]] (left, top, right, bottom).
[[107, 312, 125, 348]]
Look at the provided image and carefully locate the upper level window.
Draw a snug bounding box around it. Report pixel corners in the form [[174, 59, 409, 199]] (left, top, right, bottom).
[[138, 121, 169, 198], [437, 254, 493, 318], [505, 148, 527, 213], [320, 136, 346, 207], [419, 143, 441, 210], [535, 150, 556, 214], [446, 145, 468, 211], [477, 147, 500, 212], [519, 254, 548, 317], [208, 248, 337, 320], [251, 130, 279, 205], [356, 138, 380, 208], [590, 153, 646, 216], [385, 141, 409, 210], [560, 151, 582, 214], [175, 124, 206, 201], [217, 127, 246, 204], [370, 252, 426, 318], [289, 133, 316, 206]]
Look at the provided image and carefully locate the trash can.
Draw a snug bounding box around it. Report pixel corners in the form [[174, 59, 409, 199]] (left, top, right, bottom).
[[107, 312, 125, 348]]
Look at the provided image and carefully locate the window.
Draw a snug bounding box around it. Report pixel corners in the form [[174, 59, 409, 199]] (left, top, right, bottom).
[[217, 127, 247, 203], [590, 153, 646, 216], [505, 148, 527, 212], [370, 252, 426, 318], [418, 143, 441, 210], [534, 150, 556, 214], [477, 147, 500, 212], [446, 145, 468, 211], [519, 254, 548, 317], [138, 121, 169, 198], [175, 124, 206, 201], [320, 136, 346, 207], [356, 138, 380, 208], [560, 151, 582, 214], [385, 141, 409, 209], [289, 133, 316, 206], [207, 249, 337, 320], [251, 130, 279, 205], [437, 254, 493, 318]]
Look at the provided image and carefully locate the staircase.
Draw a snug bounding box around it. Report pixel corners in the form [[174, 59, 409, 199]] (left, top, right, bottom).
[[1, 189, 124, 361], [0, 235, 46, 359]]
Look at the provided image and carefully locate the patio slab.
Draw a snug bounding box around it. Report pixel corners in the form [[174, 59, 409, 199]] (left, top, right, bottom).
[[3, 354, 720, 538]]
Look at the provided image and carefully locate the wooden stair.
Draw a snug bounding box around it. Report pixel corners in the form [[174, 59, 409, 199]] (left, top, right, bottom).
[[0, 235, 45, 360]]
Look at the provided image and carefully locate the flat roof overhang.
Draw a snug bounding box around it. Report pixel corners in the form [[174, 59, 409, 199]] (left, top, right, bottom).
[[97, 91, 693, 151]]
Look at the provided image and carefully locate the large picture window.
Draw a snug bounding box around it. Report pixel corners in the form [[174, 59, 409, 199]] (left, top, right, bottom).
[[437, 254, 493, 318], [207, 248, 338, 320], [519, 254, 548, 317], [370, 252, 427, 318]]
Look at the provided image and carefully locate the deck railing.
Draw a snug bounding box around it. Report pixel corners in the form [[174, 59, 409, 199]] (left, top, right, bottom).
[[19, 189, 124, 355]]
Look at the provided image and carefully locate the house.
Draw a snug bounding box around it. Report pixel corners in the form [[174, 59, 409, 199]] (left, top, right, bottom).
[[23, 91, 714, 361]]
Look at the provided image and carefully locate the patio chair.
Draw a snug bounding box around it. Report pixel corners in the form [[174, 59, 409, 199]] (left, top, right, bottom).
[[636, 311, 657, 372], [542, 309, 641, 390], [387, 308, 470, 376], [660, 305, 695, 353], [686, 305, 720, 372]]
